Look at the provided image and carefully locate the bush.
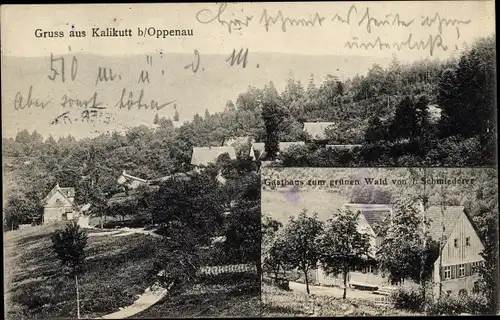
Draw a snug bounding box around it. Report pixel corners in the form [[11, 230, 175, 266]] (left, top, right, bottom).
[[427, 295, 465, 315], [462, 294, 491, 315], [427, 294, 492, 315], [391, 287, 425, 312]]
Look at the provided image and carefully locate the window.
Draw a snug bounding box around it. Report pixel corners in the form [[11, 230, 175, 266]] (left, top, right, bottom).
[[459, 264, 465, 277], [454, 238, 458, 248], [444, 266, 451, 280], [466, 237, 471, 246]]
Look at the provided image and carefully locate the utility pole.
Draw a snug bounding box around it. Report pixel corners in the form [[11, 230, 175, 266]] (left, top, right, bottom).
[[420, 168, 428, 313]]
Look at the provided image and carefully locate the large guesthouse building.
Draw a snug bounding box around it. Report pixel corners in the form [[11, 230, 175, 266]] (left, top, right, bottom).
[[315, 203, 485, 298]]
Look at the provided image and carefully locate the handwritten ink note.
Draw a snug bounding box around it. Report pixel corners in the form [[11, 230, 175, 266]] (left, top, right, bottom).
[[195, 3, 476, 57]]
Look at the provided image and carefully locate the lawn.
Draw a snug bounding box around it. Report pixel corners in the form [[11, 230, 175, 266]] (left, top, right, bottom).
[[261, 284, 414, 317], [262, 189, 348, 225], [136, 272, 262, 318], [4, 222, 162, 320]]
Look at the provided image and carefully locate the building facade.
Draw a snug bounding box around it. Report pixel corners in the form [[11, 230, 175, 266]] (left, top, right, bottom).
[[117, 170, 149, 190], [43, 183, 76, 224], [314, 203, 485, 298]]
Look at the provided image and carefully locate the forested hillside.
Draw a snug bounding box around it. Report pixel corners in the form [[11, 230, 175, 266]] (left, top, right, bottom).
[[2, 36, 495, 226]]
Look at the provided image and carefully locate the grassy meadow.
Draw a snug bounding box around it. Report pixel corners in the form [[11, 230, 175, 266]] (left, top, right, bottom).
[[261, 284, 414, 317]]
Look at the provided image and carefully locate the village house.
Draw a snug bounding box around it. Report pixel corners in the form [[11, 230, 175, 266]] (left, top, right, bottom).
[[314, 203, 485, 298], [223, 136, 254, 147], [117, 170, 149, 190], [302, 122, 336, 143], [109, 171, 163, 205], [223, 136, 254, 158], [42, 183, 76, 224], [190, 146, 237, 169], [249, 142, 305, 160], [190, 146, 237, 184], [325, 144, 363, 151]]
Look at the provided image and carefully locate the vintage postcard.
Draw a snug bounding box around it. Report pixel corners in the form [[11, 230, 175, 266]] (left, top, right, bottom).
[[1, 1, 496, 319]]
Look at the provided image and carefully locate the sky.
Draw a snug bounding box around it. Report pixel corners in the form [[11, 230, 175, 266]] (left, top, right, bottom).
[[1, 2, 495, 60]]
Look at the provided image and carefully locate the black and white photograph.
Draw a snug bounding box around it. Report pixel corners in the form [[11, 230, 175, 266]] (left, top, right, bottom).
[[1, 1, 497, 319], [261, 167, 498, 316]]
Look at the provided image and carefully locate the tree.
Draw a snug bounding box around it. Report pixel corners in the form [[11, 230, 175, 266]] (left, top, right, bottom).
[[317, 209, 370, 299], [414, 95, 431, 137], [88, 187, 108, 229], [223, 201, 260, 268], [376, 196, 439, 288], [263, 228, 289, 282], [280, 209, 324, 294], [173, 108, 180, 121], [51, 221, 88, 319], [438, 36, 495, 142], [261, 99, 287, 160], [390, 96, 416, 140], [262, 214, 284, 280], [365, 116, 386, 142], [468, 168, 498, 313], [153, 113, 160, 124], [152, 172, 224, 238], [155, 221, 201, 295]]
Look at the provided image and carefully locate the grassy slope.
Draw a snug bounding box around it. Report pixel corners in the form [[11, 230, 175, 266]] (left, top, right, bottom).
[[261, 284, 414, 317], [136, 274, 261, 318], [4, 223, 161, 320]]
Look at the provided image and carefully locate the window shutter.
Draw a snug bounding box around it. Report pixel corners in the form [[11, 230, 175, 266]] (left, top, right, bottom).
[[451, 265, 456, 279], [466, 263, 471, 276]]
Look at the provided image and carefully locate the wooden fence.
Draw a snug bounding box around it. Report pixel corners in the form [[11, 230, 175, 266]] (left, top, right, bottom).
[[374, 296, 393, 306], [197, 263, 257, 276]]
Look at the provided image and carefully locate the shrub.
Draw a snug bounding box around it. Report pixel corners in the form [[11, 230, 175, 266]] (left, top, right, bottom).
[[463, 294, 491, 315], [427, 295, 465, 315], [391, 287, 425, 312], [427, 294, 492, 315]]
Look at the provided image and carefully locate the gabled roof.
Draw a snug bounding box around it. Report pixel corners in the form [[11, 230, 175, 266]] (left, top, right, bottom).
[[251, 142, 305, 160], [223, 136, 254, 147], [343, 204, 393, 235], [251, 142, 305, 152], [425, 205, 464, 246], [150, 172, 192, 184], [44, 184, 75, 204], [117, 170, 148, 185], [303, 122, 336, 140], [344, 203, 470, 247], [326, 144, 363, 150], [190, 146, 237, 166]]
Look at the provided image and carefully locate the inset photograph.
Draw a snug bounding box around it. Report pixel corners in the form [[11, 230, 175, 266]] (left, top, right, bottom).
[[261, 167, 497, 316]]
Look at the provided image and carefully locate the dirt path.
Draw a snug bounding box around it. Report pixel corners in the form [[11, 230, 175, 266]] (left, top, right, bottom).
[[101, 285, 169, 319], [289, 281, 380, 301]]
